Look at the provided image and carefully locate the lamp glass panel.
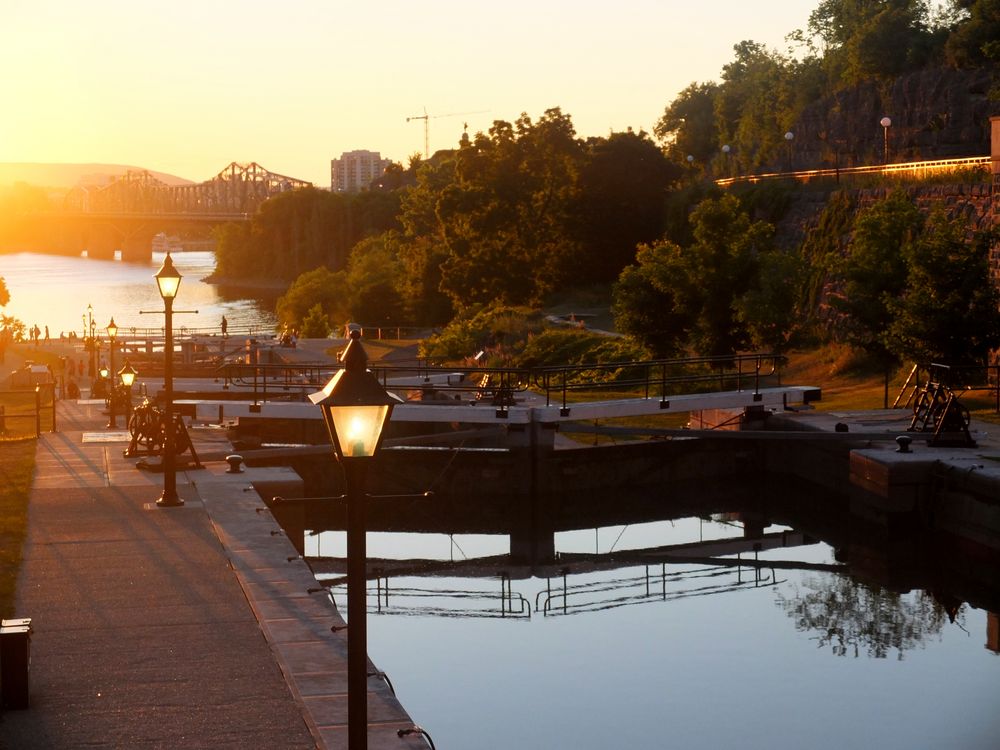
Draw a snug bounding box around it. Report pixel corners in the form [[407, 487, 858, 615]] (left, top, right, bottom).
[[156, 274, 181, 300], [120, 371, 136, 387], [325, 404, 391, 458], [106, 320, 117, 339]]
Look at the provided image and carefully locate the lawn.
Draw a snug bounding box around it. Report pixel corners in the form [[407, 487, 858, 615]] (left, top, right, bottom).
[[0, 439, 35, 618]]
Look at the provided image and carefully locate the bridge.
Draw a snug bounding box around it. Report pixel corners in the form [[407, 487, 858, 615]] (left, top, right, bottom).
[[26, 162, 312, 262]]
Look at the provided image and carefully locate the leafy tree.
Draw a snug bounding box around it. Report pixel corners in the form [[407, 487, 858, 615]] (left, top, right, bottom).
[[653, 82, 720, 167], [300, 303, 332, 338], [613, 194, 775, 358], [0, 277, 9, 308], [831, 190, 923, 403], [275, 266, 347, 331], [944, 0, 1000, 66], [611, 242, 693, 357], [341, 235, 406, 326], [573, 131, 679, 283], [832, 190, 924, 357], [736, 249, 804, 352], [888, 212, 1000, 365]]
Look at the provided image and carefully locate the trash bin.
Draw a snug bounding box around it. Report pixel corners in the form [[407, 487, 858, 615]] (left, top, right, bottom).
[[1, 617, 32, 709]]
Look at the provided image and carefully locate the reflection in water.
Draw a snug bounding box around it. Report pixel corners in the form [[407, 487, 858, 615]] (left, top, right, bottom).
[[0, 251, 277, 333], [776, 575, 953, 659], [305, 496, 999, 750]]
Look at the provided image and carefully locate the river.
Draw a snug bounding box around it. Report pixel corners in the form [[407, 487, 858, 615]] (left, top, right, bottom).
[[0, 251, 279, 336]]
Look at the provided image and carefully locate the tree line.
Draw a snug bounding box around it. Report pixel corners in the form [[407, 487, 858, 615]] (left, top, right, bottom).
[[209, 0, 1000, 367]]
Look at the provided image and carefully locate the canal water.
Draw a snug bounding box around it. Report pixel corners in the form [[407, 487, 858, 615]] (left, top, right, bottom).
[[0, 251, 278, 336], [309, 516, 999, 749]]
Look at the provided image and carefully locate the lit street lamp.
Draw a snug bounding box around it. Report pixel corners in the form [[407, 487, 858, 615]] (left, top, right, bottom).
[[880, 116, 892, 165], [310, 327, 402, 750], [155, 253, 183, 508], [106, 317, 118, 428], [118, 359, 137, 423], [784, 131, 794, 172]]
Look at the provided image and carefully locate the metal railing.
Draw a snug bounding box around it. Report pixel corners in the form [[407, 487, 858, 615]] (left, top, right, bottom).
[[894, 363, 1000, 414], [214, 353, 786, 409], [0, 384, 57, 438], [716, 155, 991, 187]]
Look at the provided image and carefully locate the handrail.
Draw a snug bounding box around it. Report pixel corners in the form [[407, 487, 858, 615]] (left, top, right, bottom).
[[214, 353, 787, 407], [715, 155, 990, 187]]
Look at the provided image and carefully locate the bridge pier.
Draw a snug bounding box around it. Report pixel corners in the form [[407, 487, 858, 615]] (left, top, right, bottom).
[[121, 228, 154, 263], [85, 224, 119, 260]]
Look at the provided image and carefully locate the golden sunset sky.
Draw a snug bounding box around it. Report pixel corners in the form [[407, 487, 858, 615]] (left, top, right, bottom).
[[0, 0, 815, 186]]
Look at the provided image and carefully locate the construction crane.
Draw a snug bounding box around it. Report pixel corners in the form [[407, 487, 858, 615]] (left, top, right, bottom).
[[406, 108, 489, 158]]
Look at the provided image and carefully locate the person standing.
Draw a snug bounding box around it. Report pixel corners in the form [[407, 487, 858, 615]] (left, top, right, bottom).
[[221, 315, 228, 337]]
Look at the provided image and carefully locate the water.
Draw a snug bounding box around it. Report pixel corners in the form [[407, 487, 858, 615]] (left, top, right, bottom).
[[0, 251, 278, 336], [308, 517, 1000, 749]]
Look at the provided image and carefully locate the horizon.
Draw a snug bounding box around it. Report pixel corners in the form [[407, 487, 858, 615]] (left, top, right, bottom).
[[0, 1, 817, 187]]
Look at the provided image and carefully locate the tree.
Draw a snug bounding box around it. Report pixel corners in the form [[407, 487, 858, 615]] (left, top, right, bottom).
[[275, 266, 348, 332], [341, 235, 406, 326], [0, 277, 9, 308], [736, 249, 804, 352], [888, 212, 1000, 366], [683, 194, 773, 356], [944, 0, 1000, 66], [611, 241, 694, 357], [613, 194, 776, 358], [573, 131, 680, 283], [300, 303, 332, 338], [395, 108, 585, 313], [831, 190, 923, 404], [833, 190, 923, 355], [654, 82, 720, 166]]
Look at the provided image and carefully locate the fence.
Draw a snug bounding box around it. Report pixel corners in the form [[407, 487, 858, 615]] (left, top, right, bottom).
[[0, 384, 57, 439], [715, 155, 991, 187]]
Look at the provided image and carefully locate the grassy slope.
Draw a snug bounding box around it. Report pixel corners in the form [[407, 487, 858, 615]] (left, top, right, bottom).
[[0, 439, 35, 618]]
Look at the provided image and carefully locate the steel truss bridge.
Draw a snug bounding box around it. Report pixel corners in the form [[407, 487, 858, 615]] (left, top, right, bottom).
[[26, 162, 312, 262], [64, 161, 311, 216]]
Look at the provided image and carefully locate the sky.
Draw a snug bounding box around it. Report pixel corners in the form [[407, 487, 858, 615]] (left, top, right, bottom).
[[0, 0, 818, 187]]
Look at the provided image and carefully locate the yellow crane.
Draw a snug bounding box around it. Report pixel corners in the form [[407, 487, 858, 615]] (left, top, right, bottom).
[[406, 108, 489, 158]]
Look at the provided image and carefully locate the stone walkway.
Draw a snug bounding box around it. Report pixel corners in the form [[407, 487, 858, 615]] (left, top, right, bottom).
[[0, 396, 424, 749]]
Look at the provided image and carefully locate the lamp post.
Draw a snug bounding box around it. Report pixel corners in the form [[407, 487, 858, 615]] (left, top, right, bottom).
[[310, 327, 402, 750], [118, 359, 137, 423], [155, 253, 183, 508], [106, 317, 118, 428], [784, 131, 794, 172], [880, 116, 892, 165], [721, 144, 731, 178], [86, 304, 95, 377]]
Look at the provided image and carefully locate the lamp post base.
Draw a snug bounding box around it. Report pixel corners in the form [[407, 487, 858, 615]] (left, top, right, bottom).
[[156, 491, 184, 508]]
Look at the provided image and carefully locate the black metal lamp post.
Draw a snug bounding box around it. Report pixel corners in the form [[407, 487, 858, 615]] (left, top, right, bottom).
[[155, 253, 183, 508], [309, 328, 402, 750], [106, 317, 118, 428], [118, 359, 137, 423]]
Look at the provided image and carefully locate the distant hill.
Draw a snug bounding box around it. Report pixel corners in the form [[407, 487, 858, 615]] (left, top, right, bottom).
[[0, 163, 194, 189]]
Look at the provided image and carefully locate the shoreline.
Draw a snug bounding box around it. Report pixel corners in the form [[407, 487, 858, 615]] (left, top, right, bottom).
[[202, 273, 289, 293]]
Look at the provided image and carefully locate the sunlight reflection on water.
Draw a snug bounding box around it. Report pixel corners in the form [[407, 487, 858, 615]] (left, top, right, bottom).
[[0, 251, 278, 334]]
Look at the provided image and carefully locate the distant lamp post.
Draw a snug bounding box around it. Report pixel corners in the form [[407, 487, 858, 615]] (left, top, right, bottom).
[[310, 327, 402, 750], [721, 144, 731, 177], [118, 359, 137, 422], [784, 131, 794, 172], [880, 116, 892, 165], [155, 253, 183, 508], [686, 154, 694, 166], [106, 317, 118, 428]]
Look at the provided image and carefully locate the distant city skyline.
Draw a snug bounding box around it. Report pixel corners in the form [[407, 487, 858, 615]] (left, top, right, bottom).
[[0, 1, 817, 187]]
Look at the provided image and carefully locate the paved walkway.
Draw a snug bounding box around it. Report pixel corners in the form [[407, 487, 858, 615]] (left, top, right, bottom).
[[0, 397, 424, 749]]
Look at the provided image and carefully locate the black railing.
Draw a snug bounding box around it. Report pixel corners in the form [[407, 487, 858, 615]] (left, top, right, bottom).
[[214, 353, 787, 408], [0, 384, 57, 438]]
